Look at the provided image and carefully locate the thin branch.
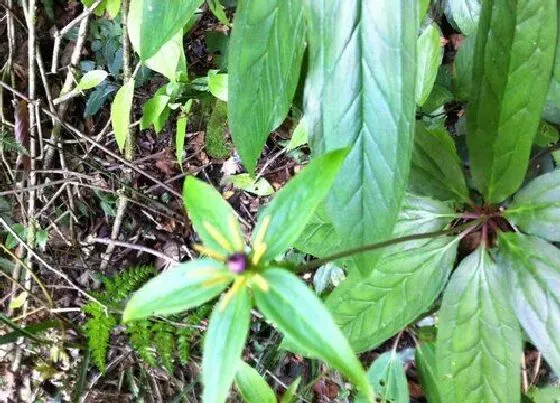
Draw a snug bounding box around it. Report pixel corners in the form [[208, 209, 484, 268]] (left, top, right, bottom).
[[50, 0, 103, 73], [88, 238, 179, 264], [294, 221, 479, 273], [0, 216, 100, 304]]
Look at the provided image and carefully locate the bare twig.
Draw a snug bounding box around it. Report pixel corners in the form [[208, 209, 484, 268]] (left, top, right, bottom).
[[0, 216, 100, 304], [44, 13, 91, 168], [100, 0, 138, 270], [50, 0, 103, 73], [88, 238, 179, 264]]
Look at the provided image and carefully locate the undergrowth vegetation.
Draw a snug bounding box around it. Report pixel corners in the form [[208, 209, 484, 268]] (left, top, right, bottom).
[[1, 0, 560, 402]]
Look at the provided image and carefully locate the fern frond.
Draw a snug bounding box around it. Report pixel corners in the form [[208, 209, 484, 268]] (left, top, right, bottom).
[[0, 130, 28, 155], [82, 302, 116, 373], [127, 319, 156, 367], [152, 322, 175, 373], [99, 265, 156, 305], [176, 325, 193, 365]]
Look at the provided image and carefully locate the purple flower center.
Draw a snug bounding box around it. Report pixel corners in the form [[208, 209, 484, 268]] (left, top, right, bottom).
[[227, 253, 248, 274]]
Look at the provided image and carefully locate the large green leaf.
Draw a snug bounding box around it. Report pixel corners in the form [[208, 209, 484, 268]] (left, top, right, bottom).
[[444, 0, 480, 35], [295, 193, 456, 259], [545, 2, 560, 123], [183, 176, 246, 256], [436, 247, 521, 403], [303, 0, 417, 276], [327, 236, 459, 353], [466, 0, 557, 202], [110, 79, 135, 153], [453, 33, 476, 101], [203, 285, 251, 403], [416, 24, 443, 107], [228, 0, 306, 172], [293, 204, 342, 258], [410, 122, 470, 203], [122, 259, 233, 322], [128, 0, 203, 60], [144, 31, 187, 81], [366, 351, 409, 403], [235, 361, 276, 403], [251, 149, 347, 264], [498, 232, 560, 375], [415, 343, 441, 403], [504, 170, 560, 242], [253, 268, 372, 399]]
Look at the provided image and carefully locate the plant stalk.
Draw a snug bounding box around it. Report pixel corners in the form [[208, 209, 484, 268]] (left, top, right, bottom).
[[295, 220, 479, 273]]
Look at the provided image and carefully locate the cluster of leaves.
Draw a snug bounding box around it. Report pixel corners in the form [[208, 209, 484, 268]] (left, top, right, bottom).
[[87, 0, 560, 402], [124, 150, 376, 402]]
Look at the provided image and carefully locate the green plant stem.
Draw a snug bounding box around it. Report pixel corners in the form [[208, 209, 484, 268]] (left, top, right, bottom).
[[295, 221, 479, 273]]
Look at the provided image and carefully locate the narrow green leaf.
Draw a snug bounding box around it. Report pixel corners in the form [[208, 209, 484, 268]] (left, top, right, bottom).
[[505, 170, 560, 242], [228, 0, 306, 172], [545, 3, 560, 123], [128, 0, 203, 60], [203, 286, 251, 403], [366, 351, 409, 403], [235, 361, 276, 403], [327, 236, 459, 353], [453, 33, 476, 101], [183, 176, 246, 256], [0, 319, 59, 345], [110, 79, 135, 153], [77, 70, 109, 91], [437, 247, 521, 403], [208, 0, 230, 25], [280, 377, 301, 403], [410, 121, 470, 203], [208, 70, 228, 102], [415, 343, 441, 403], [418, 0, 430, 24], [224, 174, 274, 197], [466, 0, 557, 202], [285, 119, 308, 152], [254, 268, 372, 398], [251, 148, 347, 263], [106, 0, 120, 19], [416, 24, 443, 107], [122, 259, 233, 322], [176, 100, 193, 168], [304, 0, 417, 276], [140, 95, 170, 131], [498, 232, 560, 375], [444, 0, 480, 35], [145, 31, 187, 81]]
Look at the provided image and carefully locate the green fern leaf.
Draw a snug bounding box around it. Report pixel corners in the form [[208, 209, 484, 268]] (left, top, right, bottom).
[[127, 319, 157, 367], [153, 322, 175, 373], [82, 302, 116, 373]]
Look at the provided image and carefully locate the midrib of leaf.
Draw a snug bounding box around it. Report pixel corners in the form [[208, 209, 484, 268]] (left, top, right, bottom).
[[334, 0, 406, 265]]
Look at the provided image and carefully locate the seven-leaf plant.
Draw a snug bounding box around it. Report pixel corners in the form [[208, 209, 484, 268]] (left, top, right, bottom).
[[123, 149, 374, 402], [301, 0, 560, 402]]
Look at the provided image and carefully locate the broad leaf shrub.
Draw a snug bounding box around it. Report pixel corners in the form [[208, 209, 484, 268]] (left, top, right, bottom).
[[108, 0, 560, 401]]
